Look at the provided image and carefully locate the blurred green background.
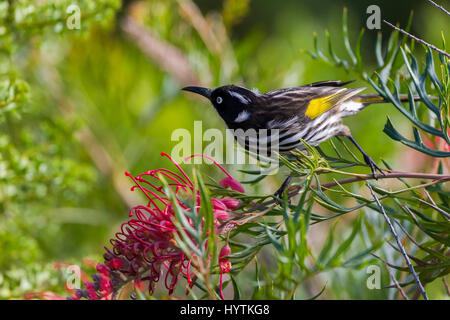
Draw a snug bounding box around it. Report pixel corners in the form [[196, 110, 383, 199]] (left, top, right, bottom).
[[0, 0, 447, 299]]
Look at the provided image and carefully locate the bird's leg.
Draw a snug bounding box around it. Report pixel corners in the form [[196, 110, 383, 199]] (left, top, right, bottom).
[[274, 175, 293, 203], [346, 135, 384, 178]]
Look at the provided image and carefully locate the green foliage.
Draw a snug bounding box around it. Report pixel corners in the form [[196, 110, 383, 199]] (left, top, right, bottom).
[[0, 262, 67, 298], [222, 0, 251, 30], [0, 0, 120, 110], [0, 78, 29, 112], [0, 0, 120, 298], [305, 8, 414, 82], [284, 7, 450, 299], [218, 134, 448, 298], [308, 8, 450, 158], [372, 47, 450, 157]]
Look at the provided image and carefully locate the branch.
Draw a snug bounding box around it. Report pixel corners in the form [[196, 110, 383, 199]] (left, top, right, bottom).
[[241, 171, 449, 214], [367, 183, 428, 300], [426, 0, 450, 16], [416, 198, 450, 220], [383, 20, 450, 59], [319, 171, 450, 189], [372, 253, 409, 300]]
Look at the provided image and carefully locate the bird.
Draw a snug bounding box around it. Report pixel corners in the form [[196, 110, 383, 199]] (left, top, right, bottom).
[[182, 80, 411, 197]]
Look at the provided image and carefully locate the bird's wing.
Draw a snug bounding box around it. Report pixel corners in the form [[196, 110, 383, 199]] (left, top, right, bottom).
[[300, 80, 355, 88], [304, 87, 365, 119], [261, 86, 365, 121]]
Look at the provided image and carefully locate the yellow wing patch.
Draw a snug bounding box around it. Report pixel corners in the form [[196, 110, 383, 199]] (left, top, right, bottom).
[[305, 89, 346, 119], [305, 96, 335, 119], [305, 88, 365, 119]]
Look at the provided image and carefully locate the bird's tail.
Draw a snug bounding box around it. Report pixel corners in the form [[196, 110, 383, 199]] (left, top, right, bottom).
[[340, 93, 427, 118], [353, 94, 422, 105]]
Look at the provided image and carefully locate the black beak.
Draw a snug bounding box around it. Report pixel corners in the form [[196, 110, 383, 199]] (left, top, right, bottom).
[[182, 86, 211, 99]]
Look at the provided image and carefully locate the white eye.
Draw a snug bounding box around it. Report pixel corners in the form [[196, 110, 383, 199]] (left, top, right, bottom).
[[216, 96, 223, 104]]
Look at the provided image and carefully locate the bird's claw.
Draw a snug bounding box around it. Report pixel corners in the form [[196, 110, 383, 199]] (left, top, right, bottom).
[[363, 155, 384, 179], [273, 176, 293, 205], [273, 191, 291, 206]]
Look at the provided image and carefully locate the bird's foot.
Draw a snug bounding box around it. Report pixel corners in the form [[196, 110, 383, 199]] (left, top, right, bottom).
[[273, 176, 292, 205], [363, 154, 384, 179]]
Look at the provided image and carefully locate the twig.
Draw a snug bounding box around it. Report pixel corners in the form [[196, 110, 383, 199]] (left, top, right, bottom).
[[422, 189, 450, 220], [372, 253, 409, 300], [424, 189, 436, 205], [383, 20, 450, 59], [417, 198, 450, 220], [235, 204, 276, 225], [426, 0, 450, 16], [243, 171, 449, 213], [393, 220, 422, 249], [176, 0, 238, 82], [177, 0, 223, 55], [387, 241, 431, 266], [320, 171, 450, 189], [367, 183, 428, 300], [219, 204, 275, 231], [120, 16, 201, 86]]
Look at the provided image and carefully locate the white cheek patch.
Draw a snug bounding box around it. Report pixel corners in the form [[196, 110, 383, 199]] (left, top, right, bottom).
[[230, 91, 250, 104], [234, 110, 251, 123]]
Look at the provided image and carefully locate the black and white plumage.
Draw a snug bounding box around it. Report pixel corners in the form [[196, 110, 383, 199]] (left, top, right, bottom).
[[183, 80, 390, 173]]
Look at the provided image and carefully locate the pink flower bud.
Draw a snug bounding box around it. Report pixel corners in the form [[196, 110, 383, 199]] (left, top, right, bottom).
[[214, 210, 229, 221], [219, 244, 231, 259], [96, 263, 109, 275], [219, 177, 245, 193], [219, 244, 232, 274], [84, 281, 98, 300], [212, 198, 227, 211], [220, 198, 240, 210], [108, 258, 123, 270], [99, 275, 112, 297]]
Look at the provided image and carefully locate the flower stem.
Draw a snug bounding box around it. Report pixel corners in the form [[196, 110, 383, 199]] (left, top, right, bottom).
[[367, 183, 428, 300]]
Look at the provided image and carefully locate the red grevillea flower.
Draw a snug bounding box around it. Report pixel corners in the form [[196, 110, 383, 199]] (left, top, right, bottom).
[[218, 244, 232, 300], [72, 153, 243, 300]]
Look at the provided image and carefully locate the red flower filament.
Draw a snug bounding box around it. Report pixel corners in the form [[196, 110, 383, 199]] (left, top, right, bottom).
[[73, 153, 242, 300]]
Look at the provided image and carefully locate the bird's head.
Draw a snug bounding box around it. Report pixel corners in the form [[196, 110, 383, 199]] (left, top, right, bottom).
[[182, 85, 258, 125]]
